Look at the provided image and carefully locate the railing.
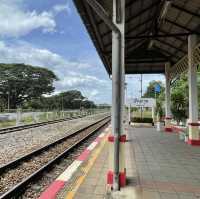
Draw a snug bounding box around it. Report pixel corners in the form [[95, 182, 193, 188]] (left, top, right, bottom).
[[170, 42, 200, 81], [0, 108, 110, 128]]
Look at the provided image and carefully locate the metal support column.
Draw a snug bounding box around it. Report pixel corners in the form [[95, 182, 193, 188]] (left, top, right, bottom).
[[188, 34, 200, 145], [164, 62, 172, 132], [85, 0, 125, 190], [112, 0, 125, 190]]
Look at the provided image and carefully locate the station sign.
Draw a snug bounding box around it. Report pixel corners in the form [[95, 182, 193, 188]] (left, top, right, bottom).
[[128, 98, 155, 108], [155, 84, 161, 93]]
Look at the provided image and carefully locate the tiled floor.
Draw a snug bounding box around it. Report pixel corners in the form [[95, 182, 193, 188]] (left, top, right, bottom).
[[61, 126, 200, 198], [131, 127, 200, 199], [73, 141, 109, 199]]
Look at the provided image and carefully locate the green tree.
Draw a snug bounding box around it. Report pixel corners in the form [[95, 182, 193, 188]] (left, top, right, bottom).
[[171, 73, 188, 123], [25, 90, 96, 110], [0, 63, 58, 108], [143, 80, 165, 120], [143, 80, 164, 98]]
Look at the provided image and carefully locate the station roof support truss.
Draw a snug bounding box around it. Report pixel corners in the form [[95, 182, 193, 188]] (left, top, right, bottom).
[[73, 0, 200, 78], [170, 42, 200, 81]]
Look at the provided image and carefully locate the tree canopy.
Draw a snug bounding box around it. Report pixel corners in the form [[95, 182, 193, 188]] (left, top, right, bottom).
[[25, 90, 96, 110], [0, 63, 58, 108], [143, 80, 164, 98], [143, 80, 165, 119], [171, 73, 188, 123]]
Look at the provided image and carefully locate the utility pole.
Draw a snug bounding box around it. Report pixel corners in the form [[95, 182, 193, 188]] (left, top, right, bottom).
[[7, 91, 10, 112], [140, 74, 143, 119]]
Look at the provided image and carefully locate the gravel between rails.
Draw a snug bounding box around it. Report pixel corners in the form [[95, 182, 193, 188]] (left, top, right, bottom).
[[0, 118, 109, 197], [23, 132, 101, 199], [0, 113, 109, 166]]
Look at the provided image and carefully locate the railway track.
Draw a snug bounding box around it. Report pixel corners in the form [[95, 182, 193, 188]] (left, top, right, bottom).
[[0, 116, 110, 199], [0, 115, 85, 134]]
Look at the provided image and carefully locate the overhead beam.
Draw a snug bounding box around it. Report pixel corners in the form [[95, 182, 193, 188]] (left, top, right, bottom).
[[126, 32, 198, 40], [165, 19, 200, 34], [159, 29, 185, 42], [126, 16, 154, 34], [104, 28, 149, 50], [172, 4, 200, 18], [126, 59, 168, 64], [155, 39, 186, 54], [125, 70, 165, 74], [101, 8, 155, 38], [153, 45, 180, 61], [125, 0, 140, 9], [97, 0, 143, 26], [126, 0, 160, 24]]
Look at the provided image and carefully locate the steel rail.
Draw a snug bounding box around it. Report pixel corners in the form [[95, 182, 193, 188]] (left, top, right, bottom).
[[0, 116, 110, 199]]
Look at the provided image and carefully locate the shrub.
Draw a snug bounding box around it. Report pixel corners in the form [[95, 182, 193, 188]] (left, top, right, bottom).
[[131, 117, 153, 123]]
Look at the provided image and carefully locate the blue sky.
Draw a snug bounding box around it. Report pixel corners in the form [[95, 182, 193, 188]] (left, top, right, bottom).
[[0, 0, 164, 104]]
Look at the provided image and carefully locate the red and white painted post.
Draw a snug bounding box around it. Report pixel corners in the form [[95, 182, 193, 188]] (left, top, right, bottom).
[[107, 0, 126, 190], [164, 62, 172, 132], [187, 34, 200, 145]]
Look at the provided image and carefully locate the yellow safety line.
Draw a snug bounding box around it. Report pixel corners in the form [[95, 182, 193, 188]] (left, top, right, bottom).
[[65, 136, 108, 199]]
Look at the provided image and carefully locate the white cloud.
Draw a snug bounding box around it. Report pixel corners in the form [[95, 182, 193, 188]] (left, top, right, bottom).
[[53, 3, 71, 15], [0, 40, 92, 70], [0, 0, 56, 37], [0, 40, 111, 103]]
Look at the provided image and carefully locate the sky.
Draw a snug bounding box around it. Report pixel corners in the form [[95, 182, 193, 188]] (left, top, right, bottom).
[[0, 0, 164, 104]]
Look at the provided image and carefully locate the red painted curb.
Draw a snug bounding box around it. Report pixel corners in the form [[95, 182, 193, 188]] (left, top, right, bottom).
[[77, 149, 90, 161], [38, 180, 65, 199]]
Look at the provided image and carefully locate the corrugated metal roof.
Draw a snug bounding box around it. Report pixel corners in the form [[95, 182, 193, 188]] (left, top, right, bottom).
[[73, 0, 200, 75]]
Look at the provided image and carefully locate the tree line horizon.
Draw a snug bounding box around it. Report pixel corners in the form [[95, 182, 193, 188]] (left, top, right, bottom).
[[0, 63, 103, 111]]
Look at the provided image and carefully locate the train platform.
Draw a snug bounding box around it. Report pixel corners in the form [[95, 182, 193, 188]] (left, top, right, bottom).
[[39, 125, 200, 199]]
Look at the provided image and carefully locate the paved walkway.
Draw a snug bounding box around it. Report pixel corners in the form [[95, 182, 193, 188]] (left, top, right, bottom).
[[130, 127, 200, 199], [58, 126, 200, 199]]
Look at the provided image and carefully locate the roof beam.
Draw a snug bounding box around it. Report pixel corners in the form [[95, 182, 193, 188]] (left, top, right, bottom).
[[126, 39, 148, 56], [126, 59, 167, 64], [97, 0, 142, 26], [153, 45, 180, 61], [125, 0, 140, 9], [159, 29, 185, 42], [126, 32, 193, 40], [165, 19, 200, 34], [126, 16, 154, 35], [125, 28, 149, 48], [126, 0, 160, 24], [155, 39, 186, 54], [171, 4, 200, 18], [100, 1, 160, 38]]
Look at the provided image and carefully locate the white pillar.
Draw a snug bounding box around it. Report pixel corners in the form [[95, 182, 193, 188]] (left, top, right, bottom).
[[152, 106, 154, 125], [188, 34, 200, 145], [128, 104, 131, 124], [165, 62, 171, 117], [165, 62, 172, 132], [110, 0, 126, 190]]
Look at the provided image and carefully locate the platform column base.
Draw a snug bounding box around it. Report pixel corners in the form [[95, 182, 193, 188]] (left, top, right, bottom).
[[107, 134, 126, 188], [188, 123, 200, 146], [107, 169, 126, 187], [165, 117, 172, 132]]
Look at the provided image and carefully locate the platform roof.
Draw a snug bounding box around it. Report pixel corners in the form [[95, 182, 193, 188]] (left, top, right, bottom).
[[73, 0, 200, 75]]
